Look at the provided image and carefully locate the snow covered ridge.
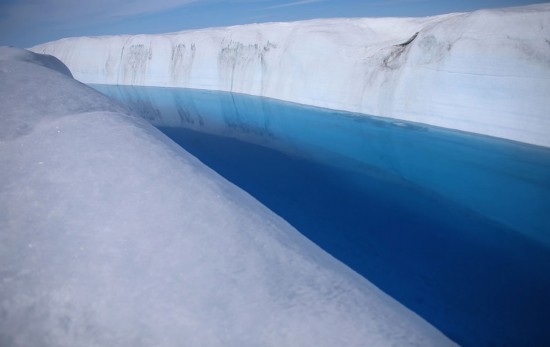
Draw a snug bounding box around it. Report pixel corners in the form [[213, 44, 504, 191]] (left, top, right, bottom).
[[0, 47, 455, 346], [31, 4, 550, 147]]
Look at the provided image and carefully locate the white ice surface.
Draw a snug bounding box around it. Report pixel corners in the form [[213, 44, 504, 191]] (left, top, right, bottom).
[[0, 47, 455, 346], [32, 4, 550, 147]]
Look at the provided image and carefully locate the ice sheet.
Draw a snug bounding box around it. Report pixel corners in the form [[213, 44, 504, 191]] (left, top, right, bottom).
[[0, 47, 455, 346]]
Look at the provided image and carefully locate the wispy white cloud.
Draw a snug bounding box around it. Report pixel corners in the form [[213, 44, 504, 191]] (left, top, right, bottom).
[[368, 0, 428, 6], [266, 0, 326, 10], [0, 0, 202, 46], [1, 0, 198, 27]]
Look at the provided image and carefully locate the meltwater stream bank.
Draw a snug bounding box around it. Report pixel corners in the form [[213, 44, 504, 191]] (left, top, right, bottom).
[[92, 84, 550, 346]]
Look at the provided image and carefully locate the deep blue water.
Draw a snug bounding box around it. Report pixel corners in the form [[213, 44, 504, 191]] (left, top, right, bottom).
[[92, 84, 550, 347]]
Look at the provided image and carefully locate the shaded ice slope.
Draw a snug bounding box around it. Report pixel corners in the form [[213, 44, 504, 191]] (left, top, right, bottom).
[[0, 47, 455, 346], [32, 4, 550, 147]]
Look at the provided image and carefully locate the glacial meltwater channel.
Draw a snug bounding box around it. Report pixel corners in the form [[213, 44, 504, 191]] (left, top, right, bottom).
[[92, 84, 550, 346]]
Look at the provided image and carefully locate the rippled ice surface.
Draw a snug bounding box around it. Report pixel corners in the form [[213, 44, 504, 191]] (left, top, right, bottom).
[[92, 84, 550, 347]]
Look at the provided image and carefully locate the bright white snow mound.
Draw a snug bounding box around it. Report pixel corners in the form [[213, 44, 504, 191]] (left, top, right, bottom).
[[32, 4, 550, 147], [0, 47, 455, 346]]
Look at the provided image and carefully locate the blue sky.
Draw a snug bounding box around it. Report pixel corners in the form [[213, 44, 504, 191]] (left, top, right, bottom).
[[0, 0, 546, 48]]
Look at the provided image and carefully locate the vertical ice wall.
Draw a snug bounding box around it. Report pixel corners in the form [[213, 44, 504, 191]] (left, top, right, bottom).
[[32, 4, 550, 147]]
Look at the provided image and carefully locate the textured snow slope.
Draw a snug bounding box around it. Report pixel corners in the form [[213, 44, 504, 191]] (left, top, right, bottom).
[[32, 4, 550, 147], [0, 47, 455, 346]]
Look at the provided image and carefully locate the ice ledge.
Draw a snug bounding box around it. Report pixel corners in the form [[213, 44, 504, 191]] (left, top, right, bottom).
[[31, 4, 550, 147]]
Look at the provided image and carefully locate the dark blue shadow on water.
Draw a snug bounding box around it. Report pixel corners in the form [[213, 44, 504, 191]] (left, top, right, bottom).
[[92, 84, 550, 347]]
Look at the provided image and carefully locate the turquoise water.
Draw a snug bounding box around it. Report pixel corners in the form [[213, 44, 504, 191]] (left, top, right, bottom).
[[92, 84, 550, 346]]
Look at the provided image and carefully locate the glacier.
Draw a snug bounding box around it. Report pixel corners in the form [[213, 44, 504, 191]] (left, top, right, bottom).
[[95, 84, 550, 346], [31, 3, 550, 147], [0, 47, 456, 345]]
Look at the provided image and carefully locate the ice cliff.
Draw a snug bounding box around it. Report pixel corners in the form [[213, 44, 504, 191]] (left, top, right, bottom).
[[0, 47, 455, 346], [31, 4, 550, 147]]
